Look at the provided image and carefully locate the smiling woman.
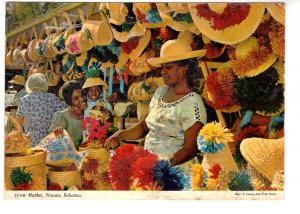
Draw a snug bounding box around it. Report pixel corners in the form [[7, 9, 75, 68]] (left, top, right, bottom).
[[49, 80, 87, 150]]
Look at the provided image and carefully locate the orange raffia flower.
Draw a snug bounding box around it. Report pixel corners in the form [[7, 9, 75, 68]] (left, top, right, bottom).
[[190, 163, 205, 190], [269, 22, 285, 60], [231, 45, 271, 77]]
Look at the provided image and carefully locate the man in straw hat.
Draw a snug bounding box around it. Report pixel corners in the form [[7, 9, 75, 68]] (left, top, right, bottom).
[[105, 39, 207, 171]]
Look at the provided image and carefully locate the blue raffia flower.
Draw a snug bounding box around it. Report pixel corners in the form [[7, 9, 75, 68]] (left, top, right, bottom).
[[107, 40, 121, 56], [146, 8, 162, 24], [152, 159, 184, 191], [228, 170, 253, 191], [269, 114, 284, 133], [197, 135, 225, 154]]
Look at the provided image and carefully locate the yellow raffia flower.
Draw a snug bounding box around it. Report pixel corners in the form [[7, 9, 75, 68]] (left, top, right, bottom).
[[205, 178, 218, 191], [217, 170, 229, 191], [190, 164, 205, 190], [199, 121, 234, 144]]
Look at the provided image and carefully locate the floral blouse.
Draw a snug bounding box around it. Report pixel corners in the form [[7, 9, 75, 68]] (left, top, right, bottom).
[[16, 92, 65, 146], [144, 86, 207, 170]]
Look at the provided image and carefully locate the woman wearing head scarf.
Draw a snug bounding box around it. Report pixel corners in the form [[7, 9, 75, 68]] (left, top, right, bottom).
[[49, 80, 87, 150], [16, 73, 65, 146], [105, 39, 207, 171]]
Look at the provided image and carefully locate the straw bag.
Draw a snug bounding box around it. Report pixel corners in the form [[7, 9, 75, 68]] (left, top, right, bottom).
[[5, 148, 47, 190], [5, 114, 31, 154], [80, 5, 113, 46], [48, 166, 82, 189], [44, 60, 60, 87]]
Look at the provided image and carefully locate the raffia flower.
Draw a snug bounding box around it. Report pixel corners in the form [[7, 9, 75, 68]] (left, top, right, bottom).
[[217, 170, 229, 191], [200, 122, 233, 144], [190, 163, 205, 190], [269, 21, 285, 60], [205, 178, 218, 191]]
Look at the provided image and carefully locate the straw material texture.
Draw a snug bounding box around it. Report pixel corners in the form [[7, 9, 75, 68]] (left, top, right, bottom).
[[48, 167, 82, 188]]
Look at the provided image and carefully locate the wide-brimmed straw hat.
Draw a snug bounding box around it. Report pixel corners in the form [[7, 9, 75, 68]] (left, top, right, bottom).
[[52, 28, 76, 55], [27, 38, 43, 62], [240, 137, 284, 181], [156, 3, 199, 34], [129, 49, 156, 76], [9, 75, 26, 86], [147, 39, 206, 67], [61, 53, 76, 74], [76, 52, 91, 73], [19, 49, 31, 63], [82, 61, 108, 90], [106, 3, 146, 42], [65, 30, 94, 55], [266, 3, 285, 25], [133, 3, 166, 28], [229, 37, 278, 77], [188, 3, 265, 45]]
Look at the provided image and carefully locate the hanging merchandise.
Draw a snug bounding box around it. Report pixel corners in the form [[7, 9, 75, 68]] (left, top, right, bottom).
[[105, 2, 146, 42], [76, 51, 92, 73], [27, 27, 43, 62], [156, 3, 199, 34], [188, 3, 265, 45], [129, 49, 156, 76], [133, 3, 166, 28], [266, 3, 285, 26]]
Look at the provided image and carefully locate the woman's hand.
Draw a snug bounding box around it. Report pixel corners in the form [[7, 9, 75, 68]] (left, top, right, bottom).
[[104, 131, 122, 151]]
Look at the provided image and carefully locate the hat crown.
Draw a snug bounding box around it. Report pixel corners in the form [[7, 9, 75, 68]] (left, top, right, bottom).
[[207, 3, 227, 14], [235, 37, 259, 60], [11, 75, 25, 85], [168, 3, 189, 14], [107, 3, 128, 24], [160, 39, 192, 58], [135, 3, 151, 14]]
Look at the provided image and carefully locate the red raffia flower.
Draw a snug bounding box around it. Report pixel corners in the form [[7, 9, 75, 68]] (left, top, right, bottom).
[[108, 144, 155, 190], [82, 177, 96, 190], [234, 125, 268, 144], [120, 37, 139, 54], [209, 164, 222, 179], [204, 43, 224, 59], [193, 3, 250, 30], [136, 8, 149, 23], [132, 154, 158, 189]]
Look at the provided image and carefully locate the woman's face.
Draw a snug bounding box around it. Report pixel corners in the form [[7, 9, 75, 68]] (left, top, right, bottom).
[[87, 86, 101, 102], [161, 62, 187, 86], [71, 89, 87, 110]]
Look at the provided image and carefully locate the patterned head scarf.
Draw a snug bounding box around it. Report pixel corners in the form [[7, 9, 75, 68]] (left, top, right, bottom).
[[25, 73, 49, 93]]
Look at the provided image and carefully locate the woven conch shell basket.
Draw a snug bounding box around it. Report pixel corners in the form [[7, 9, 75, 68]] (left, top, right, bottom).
[[5, 148, 47, 190], [201, 142, 239, 173]]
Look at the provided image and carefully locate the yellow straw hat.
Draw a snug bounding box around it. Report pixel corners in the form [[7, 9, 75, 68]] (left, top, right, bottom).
[[188, 3, 265, 45], [27, 38, 43, 62], [240, 137, 284, 181], [127, 29, 151, 61], [147, 39, 206, 67], [52, 28, 76, 55], [5, 49, 14, 65], [105, 3, 128, 25], [65, 30, 94, 55], [129, 49, 156, 76], [230, 37, 278, 77], [266, 3, 285, 25], [133, 3, 166, 28], [156, 3, 200, 34], [111, 20, 146, 43], [82, 61, 108, 90], [9, 75, 26, 86]]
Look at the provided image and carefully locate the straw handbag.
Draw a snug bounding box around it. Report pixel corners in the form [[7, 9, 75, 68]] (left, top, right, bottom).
[[5, 148, 47, 190], [48, 166, 82, 189]]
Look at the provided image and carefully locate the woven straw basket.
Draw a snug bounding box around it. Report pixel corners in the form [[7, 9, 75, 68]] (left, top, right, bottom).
[[48, 167, 82, 188], [5, 148, 47, 190], [201, 142, 239, 173]]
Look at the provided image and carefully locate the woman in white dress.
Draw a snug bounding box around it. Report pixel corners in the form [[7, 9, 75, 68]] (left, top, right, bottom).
[[105, 39, 207, 171]]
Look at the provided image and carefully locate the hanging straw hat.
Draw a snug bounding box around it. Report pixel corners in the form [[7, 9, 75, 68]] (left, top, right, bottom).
[[5, 49, 14, 65], [240, 137, 284, 181], [19, 49, 31, 63], [42, 35, 57, 59], [268, 21, 285, 61], [27, 38, 43, 62], [76, 52, 91, 73], [82, 61, 108, 90], [188, 3, 265, 45], [8, 75, 26, 86], [65, 30, 94, 55], [12, 46, 22, 63], [156, 3, 199, 34], [229, 37, 278, 77], [133, 3, 166, 28], [147, 39, 206, 67], [61, 53, 76, 74], [106, 3, 146, 42], [129, 49, 156, 76], [52, 28, 76, 55], [266, 3, 285, 25]]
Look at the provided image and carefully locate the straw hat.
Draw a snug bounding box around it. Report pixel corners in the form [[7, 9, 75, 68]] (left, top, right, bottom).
[[76, 52, 91, 73], [129, 49, 156, 76], [65, 30, 94, 55], [271, 170, 284, 190], [126, 29, 151, 61], [156, 3, 200, 34], [147, 39, 206, 67], [5, 49, 14, 65], [266, 3, 285, 25], [9, 75, 26, 86], [188, 3, 265, 45], [61, 53, 76, 74], [240, 137, 284, 181], [52, 28, 76, 55], [230, 37, 278, 77], [43, 35, 57, 59], [12, 46, 22, 63], [19, 49, 31, 63], [106, 3, 146, 42], [82, 61, 108, 90], [27, 38, 43, 62], [133, 3, 166, 28]]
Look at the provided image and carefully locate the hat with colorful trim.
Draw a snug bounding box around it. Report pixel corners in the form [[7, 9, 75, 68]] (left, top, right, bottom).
[[266, 3, 285, 25], [147, 39, 206, 67], [105, 3, 146, 42], [229, 37, 278, 78], [61, 53, 76, 74], [188, 3, 265, 45], [52, 28, 76, 55], [156, 3, 199, 34], [133, 3, 166, 28], [82, 61, 108, 90]]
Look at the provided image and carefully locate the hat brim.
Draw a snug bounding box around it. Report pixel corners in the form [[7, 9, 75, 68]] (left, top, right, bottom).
[[188, 3, 265, 45], [82, 77, 108, 90], [8, 80, 25, 85], [129, 29, 151, 61], [111, 21, 146, 43], [266, 3, 285, 25], [147, 49, 207, 67]]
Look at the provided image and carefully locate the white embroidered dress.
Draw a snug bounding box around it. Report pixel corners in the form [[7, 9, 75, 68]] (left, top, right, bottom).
[[144, 86, 207, 170]]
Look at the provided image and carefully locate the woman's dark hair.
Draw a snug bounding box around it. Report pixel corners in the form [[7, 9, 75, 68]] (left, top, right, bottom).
[[62, 80, 82, 106], [176, 58, 201, 88]]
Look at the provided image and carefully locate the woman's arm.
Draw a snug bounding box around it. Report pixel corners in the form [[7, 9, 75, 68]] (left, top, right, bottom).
[[169, 122, 203, 166], [105, 117, 149, 150]]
